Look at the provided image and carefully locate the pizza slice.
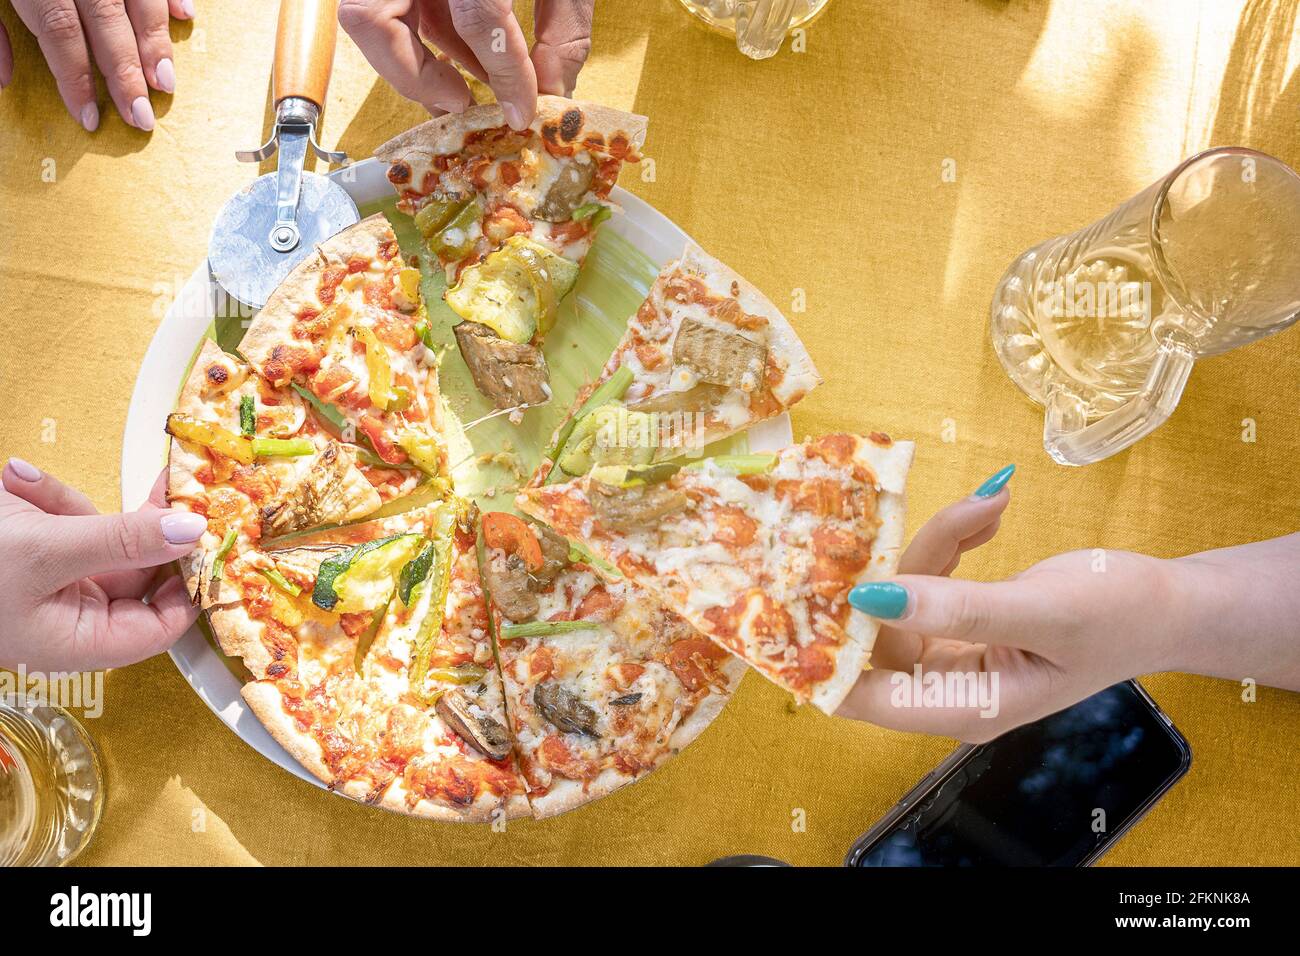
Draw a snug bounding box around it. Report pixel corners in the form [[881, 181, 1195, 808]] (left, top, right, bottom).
[[376, 96, 647, 409], [531, 243, 821, 485], [516, 434, 914, 715], [477, 512, 743, 817], [165, 340, 401, 605], [239, 214, 450, 481], [205, 494, 530, 821]]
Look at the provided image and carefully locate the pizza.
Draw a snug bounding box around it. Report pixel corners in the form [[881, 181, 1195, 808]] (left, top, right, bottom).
[[165, 101, 913, 821], [516, 434, 914, 714], [533, 243, 822, 485], [478, 511, 744, 817], [376, 96, 646, 409], [239, 214, 446, 485]]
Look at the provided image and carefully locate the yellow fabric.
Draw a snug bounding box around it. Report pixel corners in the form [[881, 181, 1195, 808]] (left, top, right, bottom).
[[1, 0, 1298, 866]]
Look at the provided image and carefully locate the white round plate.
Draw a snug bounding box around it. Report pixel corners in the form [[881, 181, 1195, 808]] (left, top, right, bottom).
[[121, 158, 793, 790]]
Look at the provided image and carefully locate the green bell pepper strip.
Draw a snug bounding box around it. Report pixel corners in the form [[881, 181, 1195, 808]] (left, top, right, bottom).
[[501, 619, 602, 639], [544, 365, 635, 478], [239, 395, 256, 438], [211, 529, 238, 583], [251, 437, 315, 458], [258, 567, 301, 597], [571, 202, 611, 226], [683, 453, 778, 476], [407, 506, 460, 704], [398, 542, 436, 606], [426, 663, 487, 684], [353, 596, 392, 675]]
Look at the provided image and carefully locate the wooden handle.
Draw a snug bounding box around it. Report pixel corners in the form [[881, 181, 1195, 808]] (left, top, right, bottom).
[[273, 0, 339, 108]]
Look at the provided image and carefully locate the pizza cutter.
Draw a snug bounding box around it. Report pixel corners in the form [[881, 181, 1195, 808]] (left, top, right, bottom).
[[208, 0, 359, 311]]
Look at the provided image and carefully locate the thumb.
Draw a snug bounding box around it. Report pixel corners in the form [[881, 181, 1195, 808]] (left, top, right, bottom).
[[849, 574, 1059, 652], [40, 508, 208, 587]]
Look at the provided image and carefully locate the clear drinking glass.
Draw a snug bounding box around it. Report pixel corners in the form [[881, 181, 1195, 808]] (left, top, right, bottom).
[[991, 147, 1300, 465], [676, 0, 834, 59], [0, 694, 104, 866]]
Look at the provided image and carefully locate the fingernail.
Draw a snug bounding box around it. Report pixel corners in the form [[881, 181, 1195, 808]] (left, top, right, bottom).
[[433, 97, 467, 114], [501, 101, 525, 130], [80, 103, 100, 132], [155, 58, 175, 94], [181, 0, 196, 18], [7, 458, 41, 482], [131, 96, 155, 131], [160, 511, 207, 544], [848, 582, 909, 619], [973, 464, 1016, 498]]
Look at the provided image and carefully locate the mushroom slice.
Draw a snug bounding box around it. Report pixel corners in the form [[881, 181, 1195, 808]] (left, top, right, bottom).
[[533, 159, 597, 222], [534, 682, 599, 737], [454, 321, 551, 409], [436, 689, 512, 761], [588, 479, 689, 531], [529, 523, 571, 587], [672, 317, 767, 392], [259, 443, 381, 538], [483, 553, 539, 622]]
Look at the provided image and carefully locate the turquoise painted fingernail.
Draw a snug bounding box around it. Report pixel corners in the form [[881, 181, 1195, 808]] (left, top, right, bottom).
[[848, 582, 909, 619], [973, 464, 1016, 498]]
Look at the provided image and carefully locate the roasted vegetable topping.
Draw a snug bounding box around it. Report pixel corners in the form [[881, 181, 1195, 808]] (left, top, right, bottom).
[[436, 689, 512, 760], [166, 413, 254, 465], [588, 479, 689, 530], [672, 316, 767, 392], [534, 682, 599, 737]]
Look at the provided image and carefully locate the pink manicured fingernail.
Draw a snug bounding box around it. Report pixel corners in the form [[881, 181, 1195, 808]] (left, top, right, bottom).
[[501, 101, 524, 130], [160, 511, 207, 544], [181, 0, 196, 18], [131, 96, 155, 131], [81, 103, 100, 132], [7, 458, 41, 482], [155, 58, 175, 94]]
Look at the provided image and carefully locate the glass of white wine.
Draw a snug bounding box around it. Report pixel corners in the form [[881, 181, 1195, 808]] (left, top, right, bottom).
[[991, 147, 1300, 465], [0, 694, 104, 866], [676, 0, 834, 60]]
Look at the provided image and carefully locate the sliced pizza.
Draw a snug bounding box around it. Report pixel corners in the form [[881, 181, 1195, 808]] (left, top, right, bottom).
[[239, 214, 449, 479], [222, 499, 530, 822], [165, 339, 402, 606], [532, 243, 821, 485], [517, 434, 914, 715], [477, 512, 743, 817], [376, 96, 647, 408]]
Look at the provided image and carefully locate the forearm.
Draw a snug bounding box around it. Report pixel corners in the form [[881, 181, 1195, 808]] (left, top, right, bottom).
[[1166, 533, 1300, 691]]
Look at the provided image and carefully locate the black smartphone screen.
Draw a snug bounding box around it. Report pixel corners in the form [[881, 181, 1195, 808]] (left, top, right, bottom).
[[848, 681, 1191, 866]]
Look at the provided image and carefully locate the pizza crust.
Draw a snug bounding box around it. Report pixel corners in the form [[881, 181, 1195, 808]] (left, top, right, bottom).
[[375, 95, 648, 167]]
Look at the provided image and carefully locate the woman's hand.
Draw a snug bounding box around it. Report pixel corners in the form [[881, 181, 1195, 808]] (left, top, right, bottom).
[[840, 467, 1300, 742], [1, 1, 194, 131], [0, 458, 205, 672], [339, 0, 594, 129]]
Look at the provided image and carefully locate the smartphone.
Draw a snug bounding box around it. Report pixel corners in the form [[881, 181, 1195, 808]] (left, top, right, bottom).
[[845, 680, 1192, 867]]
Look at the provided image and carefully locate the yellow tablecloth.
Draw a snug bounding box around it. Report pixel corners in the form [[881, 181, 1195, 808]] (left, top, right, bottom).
[[1, 0, 1297, 866]]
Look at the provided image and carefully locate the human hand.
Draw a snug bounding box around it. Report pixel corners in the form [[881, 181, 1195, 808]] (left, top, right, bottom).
[[838, 466, 1189, 742], [0, 0, 194, 131], [339, 0, 594, 129], [0, 458, 206, 672]]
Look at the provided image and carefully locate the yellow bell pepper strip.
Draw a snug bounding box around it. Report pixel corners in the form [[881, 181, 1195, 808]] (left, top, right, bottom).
[[165, 413, 254, 465], [396, 428, 442, 477], [502, 240, 560, 336], [211, 529, 238, 582], [357, 327, 395, 411], [544, 365, 635, 480], [429, 198, 481, 259], [501, 620, 600, 639], [683, 453, 777, 476], [414, 196, 466, 238], [571, 201, 611, 226], [239, 395, 256, 437], [353, 596, 393, 675], [425, 663, 487, 684], [251, 437, 314, 458], [408, 505, 460, 705]]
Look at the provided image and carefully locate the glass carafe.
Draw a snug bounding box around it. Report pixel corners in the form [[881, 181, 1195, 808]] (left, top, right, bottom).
[[991, 147, 1300, 465], [676, 0, 834, 59]]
